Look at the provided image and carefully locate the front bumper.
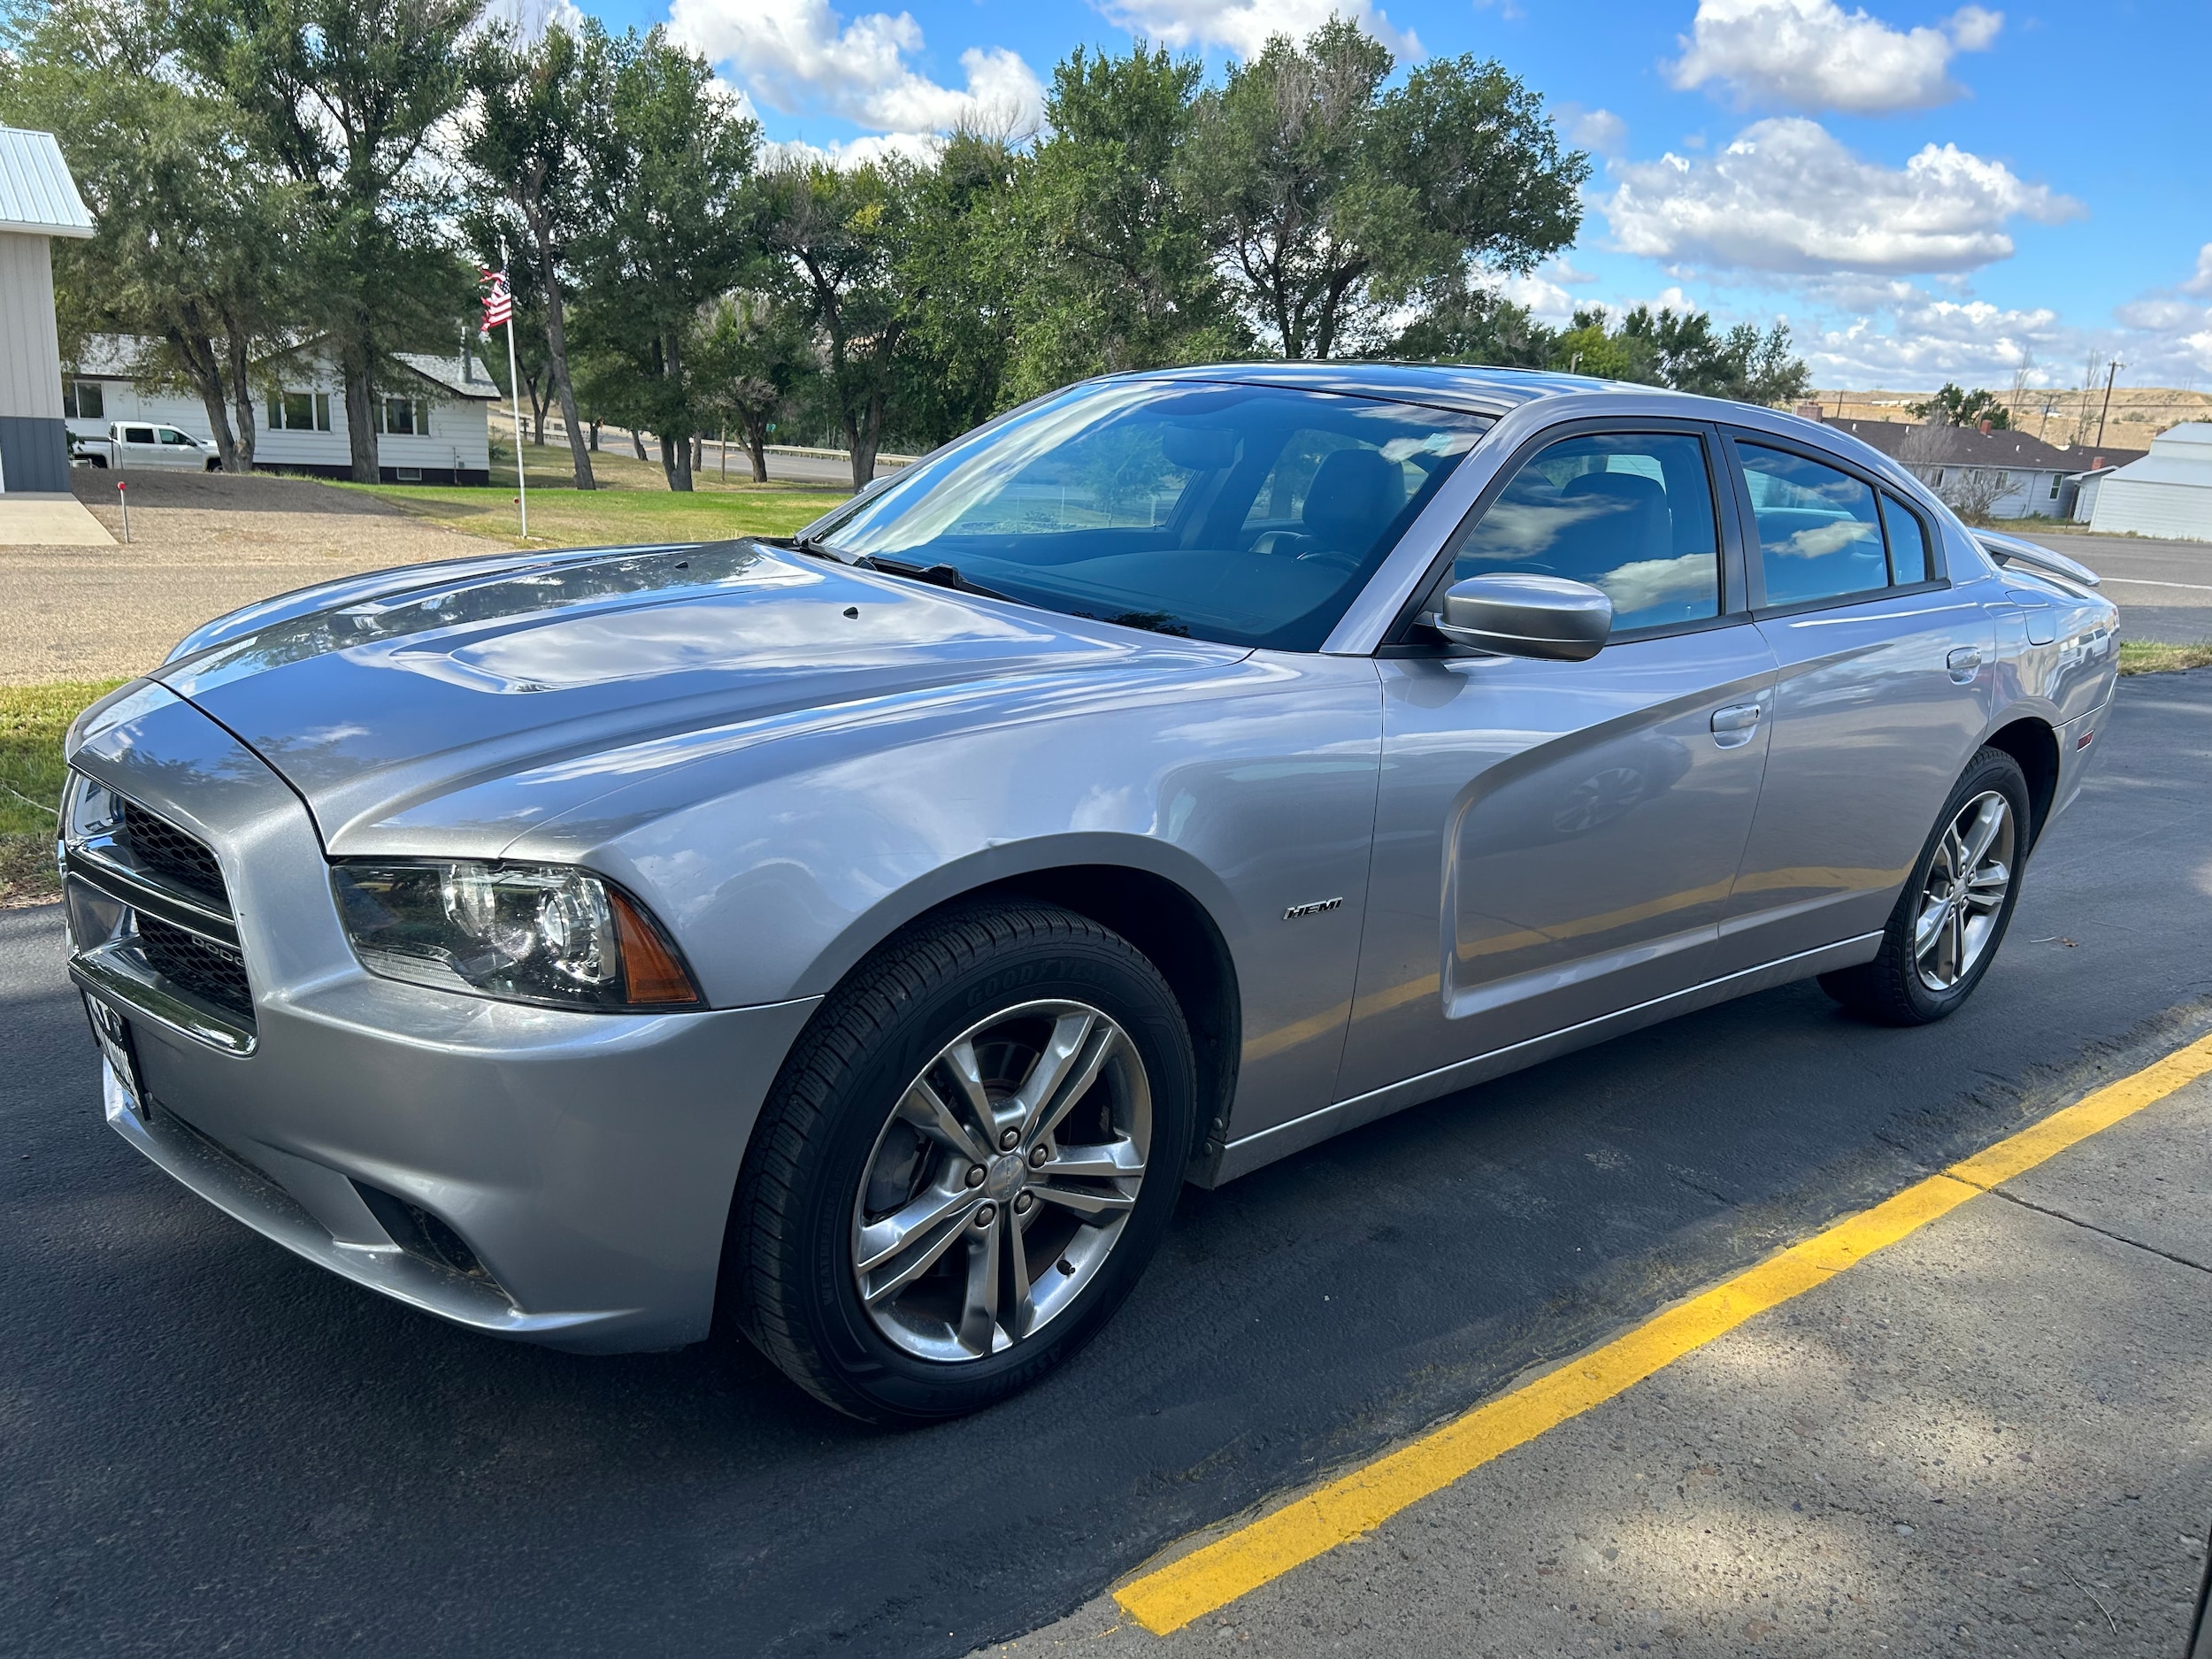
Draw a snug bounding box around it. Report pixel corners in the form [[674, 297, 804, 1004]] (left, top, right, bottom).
[[65, 683, 820, 1353]]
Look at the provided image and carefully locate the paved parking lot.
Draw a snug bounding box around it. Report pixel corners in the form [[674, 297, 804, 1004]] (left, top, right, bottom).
[[4, 664, 2209, 1654]]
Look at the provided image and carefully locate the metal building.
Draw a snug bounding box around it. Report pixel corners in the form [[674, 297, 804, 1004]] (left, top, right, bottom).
[[2088, 423, 2212, 542], [0, 126, 95, 494]]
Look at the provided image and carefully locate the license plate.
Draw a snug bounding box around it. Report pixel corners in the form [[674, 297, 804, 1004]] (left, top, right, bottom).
[[83, 993, 146, 1114]]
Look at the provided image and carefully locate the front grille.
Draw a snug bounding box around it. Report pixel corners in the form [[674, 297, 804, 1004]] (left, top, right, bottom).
[[119, 799, 229, 908], [137, 914, 254, 1021]]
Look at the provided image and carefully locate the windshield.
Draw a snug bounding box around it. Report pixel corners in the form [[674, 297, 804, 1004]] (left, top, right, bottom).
[[804, 380, 1491, 650]]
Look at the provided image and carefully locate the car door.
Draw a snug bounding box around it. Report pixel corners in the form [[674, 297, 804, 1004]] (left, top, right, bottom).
[[1713, 431, 1996, 973], [156, 427, 207, 469], [116, 424, 162, 467], [1333, 420, 1778, 1107]]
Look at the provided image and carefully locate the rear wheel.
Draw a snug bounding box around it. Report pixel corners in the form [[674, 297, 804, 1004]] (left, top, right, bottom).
[[726, 902, 1195, 1423], [1819, 746, 2031, 1025]]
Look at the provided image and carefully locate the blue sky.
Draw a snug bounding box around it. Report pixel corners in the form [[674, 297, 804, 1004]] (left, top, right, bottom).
[[561, 0, 2209, 391]]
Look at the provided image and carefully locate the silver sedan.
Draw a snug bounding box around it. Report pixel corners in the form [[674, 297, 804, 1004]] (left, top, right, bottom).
[[60, 365, 2117, 1420]]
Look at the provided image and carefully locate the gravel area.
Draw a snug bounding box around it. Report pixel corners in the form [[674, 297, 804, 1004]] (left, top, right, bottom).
[[4, 470, 487, 685]]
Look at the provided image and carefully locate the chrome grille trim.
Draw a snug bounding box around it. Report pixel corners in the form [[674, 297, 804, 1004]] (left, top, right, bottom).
[[63, 843, 240, 948], [68, 939, 257, 1056]]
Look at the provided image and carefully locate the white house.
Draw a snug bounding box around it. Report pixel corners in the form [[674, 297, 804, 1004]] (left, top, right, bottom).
[[1824, 418, 2145, 522], [2087, 423, 2212, 542], [0, 127, 95, 494], [65, 337, 497, 485]]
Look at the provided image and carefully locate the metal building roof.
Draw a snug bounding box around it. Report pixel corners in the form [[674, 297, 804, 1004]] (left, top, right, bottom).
[[0, 127, 94, 237]]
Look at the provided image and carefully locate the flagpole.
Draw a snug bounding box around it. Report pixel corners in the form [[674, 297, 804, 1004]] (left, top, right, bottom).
[[500, 234, 528, 540]]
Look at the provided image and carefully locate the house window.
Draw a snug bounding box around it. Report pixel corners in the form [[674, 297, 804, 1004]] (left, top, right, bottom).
[[266, 389, 332, 431], [2049, 475, 2062, 498], [395, 466, 422, 482], [377, 396, 432, 435], [63, 379, 105, 419]]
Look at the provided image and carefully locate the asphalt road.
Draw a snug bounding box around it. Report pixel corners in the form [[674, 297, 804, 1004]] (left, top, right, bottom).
[[5, 672, 2211, 1657], [2050, 532, 2212, 645]]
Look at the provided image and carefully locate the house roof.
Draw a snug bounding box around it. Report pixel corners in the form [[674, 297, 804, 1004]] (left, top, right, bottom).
[[2101, 423, 2212, 488], [0, 127, 95, 237], [1824, 417, 2147, 473], [67, 334, 497, 402], [394, 352, 498, 401]]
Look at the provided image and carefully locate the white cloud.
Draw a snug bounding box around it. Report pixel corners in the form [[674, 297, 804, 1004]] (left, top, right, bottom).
[[1799, 285, 2065, 384], [670, 0, 1043, 137], [1096, 0, 1419, 64], [759, 132, 945, 170], [1603, 117, 2078, 277], [1555, 104, 1628, 157], [1668, 0, 2002, 115], [2183, 242, 2212, 297]]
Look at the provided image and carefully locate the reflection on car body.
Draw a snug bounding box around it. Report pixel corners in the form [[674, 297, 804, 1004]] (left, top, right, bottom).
[[60, 364, 2118, 1421]]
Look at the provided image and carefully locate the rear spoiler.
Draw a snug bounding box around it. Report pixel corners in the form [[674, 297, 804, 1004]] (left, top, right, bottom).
[[1975, 531, 2101, 589]]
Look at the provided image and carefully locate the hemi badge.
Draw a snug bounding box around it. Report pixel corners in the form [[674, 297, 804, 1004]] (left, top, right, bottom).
[[1284, 896, 1344, 921]]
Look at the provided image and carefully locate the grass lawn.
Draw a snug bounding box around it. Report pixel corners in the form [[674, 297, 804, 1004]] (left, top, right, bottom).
[[334, 440, 848, 550], [2, 680, 127, 907], [2118, 640, 2212, 674]]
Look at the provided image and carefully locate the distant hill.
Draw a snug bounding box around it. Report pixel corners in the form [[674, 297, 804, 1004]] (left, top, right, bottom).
[[1801, 385, 2212, 454]]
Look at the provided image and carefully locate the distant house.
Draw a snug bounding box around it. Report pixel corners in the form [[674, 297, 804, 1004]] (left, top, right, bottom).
[[0, 126, 96, 494], [2085, 423, 2212, 541], [1819, 416, 2146, 521], [64, 337, 497, 485]]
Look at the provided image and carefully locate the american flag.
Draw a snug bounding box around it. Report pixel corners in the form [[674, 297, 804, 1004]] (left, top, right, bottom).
[[480, 267, 513, 328]]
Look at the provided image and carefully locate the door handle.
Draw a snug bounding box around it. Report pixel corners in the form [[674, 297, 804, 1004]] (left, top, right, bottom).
[[1947, 646, 1983, 682], [1710, 703, 1763, 747]]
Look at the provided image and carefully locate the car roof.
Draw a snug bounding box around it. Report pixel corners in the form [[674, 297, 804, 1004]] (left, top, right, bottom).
[[1118, 360, 1624, 415]]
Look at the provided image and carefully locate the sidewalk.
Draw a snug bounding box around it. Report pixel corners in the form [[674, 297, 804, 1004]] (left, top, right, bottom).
[[998, 1073, 2212, 1656]]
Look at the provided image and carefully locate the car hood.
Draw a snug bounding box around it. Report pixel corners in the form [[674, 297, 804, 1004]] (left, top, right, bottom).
[[154, 540, 1245, 851]]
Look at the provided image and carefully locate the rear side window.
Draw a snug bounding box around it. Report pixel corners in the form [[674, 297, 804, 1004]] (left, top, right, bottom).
[[123, 426, 156, 443], [1739, 443, 1886, 608], [1881, 495, 1932, 584], [1453, 431, 1722, 632]]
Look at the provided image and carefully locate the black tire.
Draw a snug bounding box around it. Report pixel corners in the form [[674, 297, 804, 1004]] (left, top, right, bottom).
[[725, 902, 1196, 1423], [1819, 745, 2032, 1026]]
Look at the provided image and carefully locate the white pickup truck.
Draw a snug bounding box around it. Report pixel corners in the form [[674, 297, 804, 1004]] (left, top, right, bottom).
[[69, 421, 222, 471]]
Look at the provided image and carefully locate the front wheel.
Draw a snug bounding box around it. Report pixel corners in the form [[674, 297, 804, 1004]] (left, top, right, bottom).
[[726, 902, 1196, 1422], [1819, 745, 2031, 1025]]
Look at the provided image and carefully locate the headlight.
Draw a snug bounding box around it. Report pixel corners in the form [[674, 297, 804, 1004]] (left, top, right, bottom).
[[330, 861, 703, 1011]]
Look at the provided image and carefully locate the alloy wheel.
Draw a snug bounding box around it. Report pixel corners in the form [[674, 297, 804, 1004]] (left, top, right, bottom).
[[1913, 789, 2015, 992], [850, 999, 1151, 1363]]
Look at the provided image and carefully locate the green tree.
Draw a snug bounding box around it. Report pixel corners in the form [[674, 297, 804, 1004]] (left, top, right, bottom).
[[1909, 382, 2010, 429], [763, 158, 916, 488], [1183, 19, 1586, 359], [180, 0, 480, 481], [462, 19, 610, 488], [695, 290, 815, 482], [895, 127, 1027, 449], [570, 27, 757, 491], [1007, 42, 1244, 397], [1389, 285, 1557, 367], [4, 0, 303, 470]]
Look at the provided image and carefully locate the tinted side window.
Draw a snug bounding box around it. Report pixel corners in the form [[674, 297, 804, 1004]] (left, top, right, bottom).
[[1455, 431, 1722, 632], [1881, 494, 1932, 584], [1739, 443, 1886, 608]]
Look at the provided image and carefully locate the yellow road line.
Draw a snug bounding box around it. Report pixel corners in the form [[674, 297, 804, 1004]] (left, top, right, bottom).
[[1115, 1028, 2212, 1636]]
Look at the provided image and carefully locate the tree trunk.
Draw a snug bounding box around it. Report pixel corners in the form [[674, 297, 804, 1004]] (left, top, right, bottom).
[[527, 372, 549, 447], [339, 329, 380, 482], [743, 411, 769, 483], [167, 324, 240, 472], [631, 428, 648, 462], [692, 433, 703, 474], [531, 228, 595, 490], [659, 431, 694, 492], [224, 327, 257, 470]]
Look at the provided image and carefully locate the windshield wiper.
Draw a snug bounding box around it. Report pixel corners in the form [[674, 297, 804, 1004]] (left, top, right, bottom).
[[857, 556, 1014, 602]]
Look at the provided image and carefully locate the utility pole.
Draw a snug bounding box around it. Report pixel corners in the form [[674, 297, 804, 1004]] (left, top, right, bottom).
[[2094, 357, 2121, 451]]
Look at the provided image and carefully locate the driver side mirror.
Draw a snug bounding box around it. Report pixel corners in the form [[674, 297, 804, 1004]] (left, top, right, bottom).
[[1432, 574, 1612, 662]]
